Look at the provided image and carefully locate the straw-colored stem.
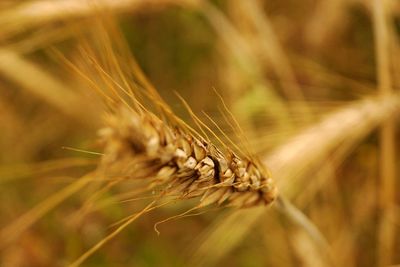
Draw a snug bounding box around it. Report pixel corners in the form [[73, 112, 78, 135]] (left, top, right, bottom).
[[0, 0, 194, 40], [373, 0, 397, 266], [198, 1, 292, 127], [0, 49, 96, 125], [0, 173, 93, 249], [234, 0, 306, 103]]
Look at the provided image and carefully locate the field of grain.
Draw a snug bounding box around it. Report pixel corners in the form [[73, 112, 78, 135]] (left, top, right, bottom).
[[0, 0, 399, 266]]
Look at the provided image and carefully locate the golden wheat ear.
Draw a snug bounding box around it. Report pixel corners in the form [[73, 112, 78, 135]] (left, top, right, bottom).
[[99, 103, 278, 208]]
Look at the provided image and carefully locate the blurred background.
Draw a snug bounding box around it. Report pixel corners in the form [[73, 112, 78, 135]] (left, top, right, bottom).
[[0, 0, 400, 266]]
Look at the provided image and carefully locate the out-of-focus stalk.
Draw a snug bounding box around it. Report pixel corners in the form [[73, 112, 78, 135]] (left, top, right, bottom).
[[372, 0, 397, 266]]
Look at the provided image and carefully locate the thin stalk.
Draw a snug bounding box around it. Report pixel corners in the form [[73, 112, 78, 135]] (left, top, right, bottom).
[[0, 49, 96, 126], [0, 0, 194, 40], [373, 0, 397, 266], [0, 173, 94, 249]]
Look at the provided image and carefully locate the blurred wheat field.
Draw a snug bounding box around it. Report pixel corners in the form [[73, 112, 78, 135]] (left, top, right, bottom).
[[0, 0, 399, 267]]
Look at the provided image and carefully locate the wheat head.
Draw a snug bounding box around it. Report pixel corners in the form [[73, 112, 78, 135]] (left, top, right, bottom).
[[99, 105, 277, 209]]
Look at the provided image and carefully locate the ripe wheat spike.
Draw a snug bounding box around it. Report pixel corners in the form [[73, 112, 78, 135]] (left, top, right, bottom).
[[100, 104, 277, 209]]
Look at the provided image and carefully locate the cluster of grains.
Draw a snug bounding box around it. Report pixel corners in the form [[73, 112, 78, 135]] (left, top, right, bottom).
[[99, 107, 277, 208]]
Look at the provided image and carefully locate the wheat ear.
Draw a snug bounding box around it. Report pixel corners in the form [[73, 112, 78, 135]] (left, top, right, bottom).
[[99, 105, 278, 209]]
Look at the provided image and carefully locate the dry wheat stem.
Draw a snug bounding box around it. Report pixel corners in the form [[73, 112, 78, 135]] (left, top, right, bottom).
[[0, 49, 96, 125], [0, 0, 197, 39], [233, 0, 307, 103], [0, 173, 94, 249], [267, 94, 400, 196], [373, 0, 397, 265]]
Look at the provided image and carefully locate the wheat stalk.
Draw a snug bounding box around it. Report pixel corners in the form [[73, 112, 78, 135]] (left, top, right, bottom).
[[0, 0, 198, 41], [0, 48, 99, 126], [373, 0, 397, 265]]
